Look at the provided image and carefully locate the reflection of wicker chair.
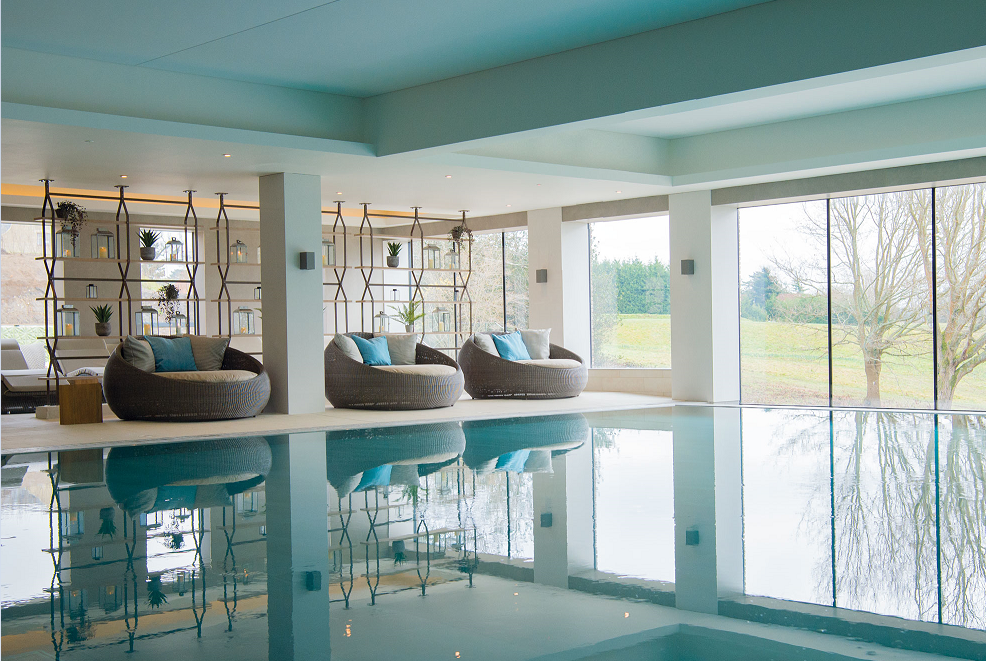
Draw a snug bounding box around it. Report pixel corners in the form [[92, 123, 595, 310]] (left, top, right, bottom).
[[106, 437, 272, 515], [326, 422, 466, 497], [102, 344, 271, 421], [462, 414, 589, 472], [458, 336, 588, 399], [324, 333, 463, 410]]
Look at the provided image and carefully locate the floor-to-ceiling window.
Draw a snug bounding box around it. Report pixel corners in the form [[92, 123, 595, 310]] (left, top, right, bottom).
[[589, 216, 671, 368], [739, 181, 986, 411], [504, 229, 528, 330], [464, 228, 529, 333]]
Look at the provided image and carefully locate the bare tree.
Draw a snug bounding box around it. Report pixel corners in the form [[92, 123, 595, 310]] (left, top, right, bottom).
[[915, 185, 986, 408]]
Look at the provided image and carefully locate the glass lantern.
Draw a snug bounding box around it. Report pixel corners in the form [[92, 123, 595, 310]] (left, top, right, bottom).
[[135, 306, 159, 336], [233, 306, 255, 335], [56, 304, 80, 336], [424, 243, 441, 270], [434, 307, 451, 333], [445, 245, 460, 270], [374, 310, 391, 334], [254, 286, 262, 301], [86, 283, 98, 299], [55, 228, 77, 258], [322, 239, 336, 267], [90, 228, 116, 259], [230, 240, 248, 264], [172, 312, 187, 336], [164, 237, 184, 262]]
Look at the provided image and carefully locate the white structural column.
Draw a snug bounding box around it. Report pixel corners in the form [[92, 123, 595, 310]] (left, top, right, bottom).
[[527, 207, 590, 359], [533, 440, 594, 588], [266, 432, 331, 660], [259, 173, 325, 413], [669, 191, 740, 402], [672, 406, 743, 614]]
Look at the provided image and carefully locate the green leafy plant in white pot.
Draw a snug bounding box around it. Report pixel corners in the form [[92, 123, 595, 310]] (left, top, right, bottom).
[[391, 299, 425, 332]]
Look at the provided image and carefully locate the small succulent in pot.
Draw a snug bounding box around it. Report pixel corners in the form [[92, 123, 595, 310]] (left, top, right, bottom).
[[91, 304, 113, 337], [146, 575, 168, 609], [139, 229, 160, 260], [386, 241, 402, 267]]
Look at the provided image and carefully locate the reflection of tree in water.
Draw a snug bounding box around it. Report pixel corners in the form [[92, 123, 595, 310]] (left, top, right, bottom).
[[938, 415, 986, 627], [826, 412, 984, 628]]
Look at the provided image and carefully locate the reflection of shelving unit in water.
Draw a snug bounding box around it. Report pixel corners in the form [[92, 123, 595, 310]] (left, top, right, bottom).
[[328, 487, 477, 607]]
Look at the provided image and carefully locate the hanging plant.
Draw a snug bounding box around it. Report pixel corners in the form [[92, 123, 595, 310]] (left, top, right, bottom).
[[147, 575, 168, 609], [448, 221, 472, 248], [156, 284, 181, 322], [55, 201, 88, 248]]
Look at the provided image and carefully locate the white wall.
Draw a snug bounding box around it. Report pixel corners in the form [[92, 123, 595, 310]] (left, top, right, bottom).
[[527, 208, 590, 360]]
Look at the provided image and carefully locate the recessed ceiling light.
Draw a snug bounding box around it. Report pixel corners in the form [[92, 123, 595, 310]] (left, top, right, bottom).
[[336, 191, 343, 195], [223, 153, 231, 158], [84, 140, 93, 144], [120, 175, 128, 178], [616, 190, 622, 194], [536, 183, 541, 186], [506, 204, 512, 207], [445, 175, 452, 179]]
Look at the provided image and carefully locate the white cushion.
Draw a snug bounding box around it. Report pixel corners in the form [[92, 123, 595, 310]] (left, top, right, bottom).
[[516, 358, 581, 369], [372, 364, 457, 377], [520, 329, 551, 360], [155, 369, 256, 383], [1, 369, 48, 392], [1, 348, 29, 370], [472, 333, 497, 355], [375, 333, 416, 365], [332, 334, 362, 362]]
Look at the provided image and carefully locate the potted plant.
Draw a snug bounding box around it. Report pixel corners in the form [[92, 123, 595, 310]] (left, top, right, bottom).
[[386, 242, 402, 267], [139, 229, 159, 260], [391, 299, 425, 332], [156, 284, 180, 325], [91, 304, 113, 337]]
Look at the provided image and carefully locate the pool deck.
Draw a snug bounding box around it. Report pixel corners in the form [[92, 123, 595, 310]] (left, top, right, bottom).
[[0, 391, 672, 454]]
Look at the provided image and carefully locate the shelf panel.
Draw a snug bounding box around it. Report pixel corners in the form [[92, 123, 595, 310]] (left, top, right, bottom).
[[32, 217, 208, 230], [35, 256, 202, 265], [38, 297, 203, 303]]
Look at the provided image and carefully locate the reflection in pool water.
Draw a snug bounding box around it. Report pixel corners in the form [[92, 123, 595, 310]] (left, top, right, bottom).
[[0, 407, 983, 660]]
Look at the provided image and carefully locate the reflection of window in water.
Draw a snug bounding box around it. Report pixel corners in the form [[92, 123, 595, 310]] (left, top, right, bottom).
[[236, 491, 263, 514], [99, 585, 120, 612], [91, 546, 103, 560]]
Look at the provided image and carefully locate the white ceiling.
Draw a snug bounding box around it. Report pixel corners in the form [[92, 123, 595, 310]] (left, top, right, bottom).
[[0, 119, 666, 218]]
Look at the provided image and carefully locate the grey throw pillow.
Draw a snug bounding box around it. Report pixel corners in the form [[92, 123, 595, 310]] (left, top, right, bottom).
[[122, 336, 155, 372], [472, 333, 497, 355], [189, 335, 229, 371], [377, 333, 417, 365], [520, 329, 551, 360], [333, 334, 362, 362]]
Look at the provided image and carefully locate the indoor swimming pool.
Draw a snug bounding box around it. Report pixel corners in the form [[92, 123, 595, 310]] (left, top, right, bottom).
[[1, 406, 983, 660]]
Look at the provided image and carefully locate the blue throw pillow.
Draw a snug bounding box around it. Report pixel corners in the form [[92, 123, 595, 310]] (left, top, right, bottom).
[[355, 465, 393, 491], [144, 336, 197, 372], [495, 449, 531, 473], [351, 335, 392, 366], [491, 331, 531, 360]]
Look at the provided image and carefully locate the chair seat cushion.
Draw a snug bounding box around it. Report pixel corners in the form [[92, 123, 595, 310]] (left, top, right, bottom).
[[516, 358, 582, 369], [1, 369, 49, 392], [372, 364, 457, 377], [155, 369, 257, 383]]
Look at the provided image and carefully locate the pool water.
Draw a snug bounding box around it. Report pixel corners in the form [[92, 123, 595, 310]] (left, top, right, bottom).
[[1, 406, 983, 660]]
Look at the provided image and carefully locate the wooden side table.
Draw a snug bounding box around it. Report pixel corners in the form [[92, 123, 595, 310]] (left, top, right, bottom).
[[58, 377, 103, 425]]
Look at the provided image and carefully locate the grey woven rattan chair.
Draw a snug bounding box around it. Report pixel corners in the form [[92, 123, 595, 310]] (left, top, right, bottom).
[[458, 335, 588, 399], [102, 344, 271, 421], [324, 333, 464, 410]]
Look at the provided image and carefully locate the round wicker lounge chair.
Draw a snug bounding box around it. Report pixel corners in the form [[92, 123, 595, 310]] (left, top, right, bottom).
[[458, 335, 588, 399], [105, 436, 272, 515], [102, 344, 271, 421], [324, 333, 464, 410]]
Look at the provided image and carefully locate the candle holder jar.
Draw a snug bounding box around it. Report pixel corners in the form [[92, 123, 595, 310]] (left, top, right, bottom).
[[233, 306, 255, 335], [164, 237, 184, 262], [230, 240, 248, 264], [90, 228, 116, 259], [56, 304, 81, 336], [424, 243, 441, 270], [135, 306, 159, 336], [55, 228, 77, 258], [173, 312, 187, 336], [322, 239, 336, 267]]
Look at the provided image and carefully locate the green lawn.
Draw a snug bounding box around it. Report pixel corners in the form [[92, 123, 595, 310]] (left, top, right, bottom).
[[595, 315, 986, 409]]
